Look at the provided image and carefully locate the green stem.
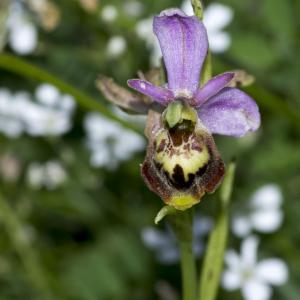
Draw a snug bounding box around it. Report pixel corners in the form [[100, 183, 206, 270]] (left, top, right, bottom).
[[0, 53, 141, 134], [192, 0, 211, 87], [192, 0, 204, 20], [169, 211, 197, 300], [200, 51, 212, 86], [0, 192, 53, 299], [180, 240, 198, 300], [198, 162, 236, 300]]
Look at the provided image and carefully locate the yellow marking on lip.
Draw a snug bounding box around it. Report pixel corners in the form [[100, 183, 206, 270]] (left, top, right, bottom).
[[168, 194, 199, 210], [155, 132, 210, 182]]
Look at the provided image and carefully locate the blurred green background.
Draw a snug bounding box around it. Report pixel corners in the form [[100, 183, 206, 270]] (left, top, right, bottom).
[[0, 0, 300, 299]]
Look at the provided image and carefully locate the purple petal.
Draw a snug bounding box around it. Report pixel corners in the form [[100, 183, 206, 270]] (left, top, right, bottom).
[[193, 72, 235, 106], [198, 88, 260, 137], [127, 79, 174, 105], [153, 9, 208, 96]]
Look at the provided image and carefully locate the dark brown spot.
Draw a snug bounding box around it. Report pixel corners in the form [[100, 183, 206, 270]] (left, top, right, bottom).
[[196, 163, 208, 177], [168, 121, 194, 146], [169, 164, 194, 190], [157, 139, 166, 153]]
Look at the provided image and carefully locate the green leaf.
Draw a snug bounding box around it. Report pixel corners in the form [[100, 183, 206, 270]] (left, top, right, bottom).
[[229, 33, 279, 71], [0, 193, 53, 299], [262, 0, 295, 48], [63, 229, 149, 300], [199, 162, 236, 300]]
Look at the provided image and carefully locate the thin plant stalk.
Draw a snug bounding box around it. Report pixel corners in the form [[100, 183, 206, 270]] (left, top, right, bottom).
[[198, 162, 236, 300], [169, 211, 197, 300], [0, 192, 53, 299]]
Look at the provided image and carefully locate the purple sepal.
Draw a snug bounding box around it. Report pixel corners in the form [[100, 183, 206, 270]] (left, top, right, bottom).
[[127, 79, 174, 105], [194, 72, 235, 106], [153, 8, 208, 96], [198, 88, 260, 137]]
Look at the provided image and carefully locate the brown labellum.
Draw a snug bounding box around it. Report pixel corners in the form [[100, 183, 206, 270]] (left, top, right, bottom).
[[141, 110, 225, 210]]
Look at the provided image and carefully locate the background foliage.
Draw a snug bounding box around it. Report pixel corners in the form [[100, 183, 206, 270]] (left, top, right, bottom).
[[0, 0, 300, 299]]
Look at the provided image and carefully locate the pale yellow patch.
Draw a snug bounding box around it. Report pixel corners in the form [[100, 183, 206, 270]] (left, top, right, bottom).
[[169, 194, 199, 210], [155, 134, 210, 182]]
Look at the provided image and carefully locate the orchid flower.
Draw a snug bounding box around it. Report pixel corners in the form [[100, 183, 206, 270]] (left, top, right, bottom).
[[99, 8, 260, 210], [128, 8, 260, 137]]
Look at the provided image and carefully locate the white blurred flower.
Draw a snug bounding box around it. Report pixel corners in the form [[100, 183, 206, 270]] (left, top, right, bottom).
[[222, 235, 288, 300], [22, 102, 72, 136], [27, 162, 44, 189], [35, 83, 76, 113], [27, 160, 67, 189], [232, 184, 283, 238], [141, 215, 212, 264], [22, 84, 75, 136], [0, 88, 24, 137], [60, 95, 76, 112], [0, 84, 75, 138], [106, 36, 127, 57], [135, 17, 161, 66], [123, 1, 143, 17], [35, 83, 60, 106], [181, 1, 233, 53], [181, 0, 194, 15], [101, 5, 118, 22], [44, 160, 67, 189], [84, 112, 145, 169], [9, 21, 37, 55], [7, 2, 38, 55], [203, 3, 233, 53]]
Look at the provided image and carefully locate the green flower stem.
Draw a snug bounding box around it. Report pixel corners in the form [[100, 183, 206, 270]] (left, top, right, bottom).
[[169, 211, 197, 300], [192, 0, 211, 87], [0, 192, 53, 299], [0, 53, 142, 134], [0, 1, 9, 52], [200, 51, 212, 86], [192, 0, 204, 20], [180, 239, 198, 300], [198, 162, 236, 300]]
